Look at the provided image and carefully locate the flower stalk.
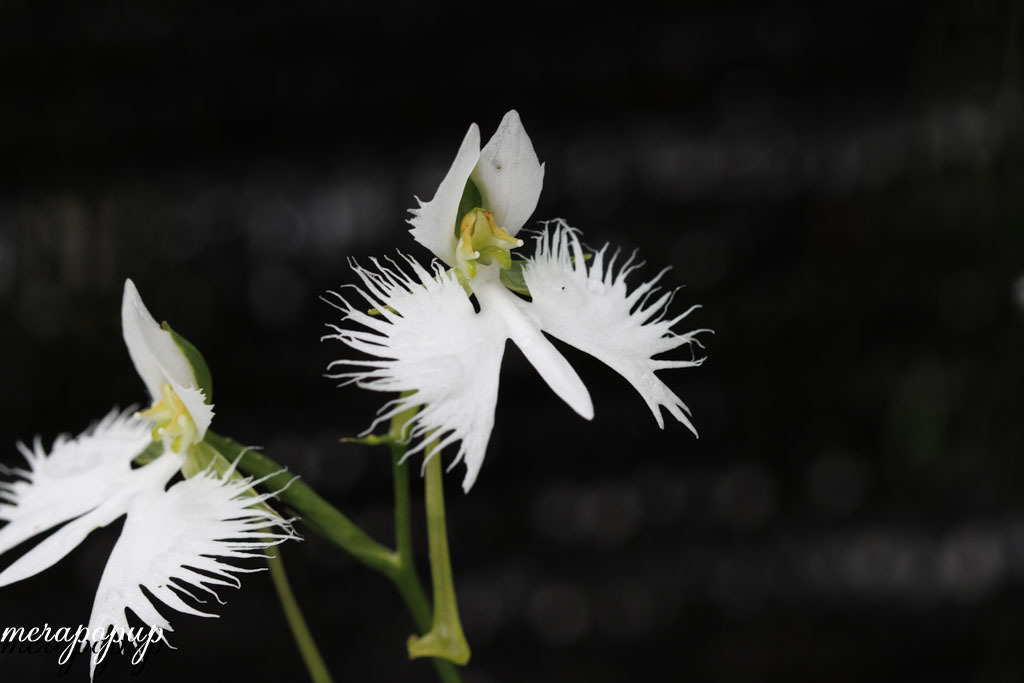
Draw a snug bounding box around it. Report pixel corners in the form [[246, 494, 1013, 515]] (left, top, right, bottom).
[[386, 418, 464, 683], [266, 549, 334, 683], [207, 432, 400, 576], [407, 446, 470, 665], [214, 429, 463, 682]]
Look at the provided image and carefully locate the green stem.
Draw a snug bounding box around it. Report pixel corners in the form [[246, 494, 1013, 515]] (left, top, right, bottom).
[[390, 416, 416, 565], [407, 450, 471, 665], [387, 409, 463, 683], [389, 473, 463, 683], [210, 429, 461, 683], [205, 431, 400, 576], [389, 437, 433, 629], [266, 549, 334, 683]]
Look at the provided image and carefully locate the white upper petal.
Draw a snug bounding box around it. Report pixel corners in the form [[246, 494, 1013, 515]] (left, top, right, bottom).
[[0, 409, 152, 558], [86, 460, 297, 676], [408, 124, 481, 265], [0, 450, 182, 589], [471, 110, 545, 237], [522, 222, 709, 432], [122, 279, 214, 439], [325, 256, 506, 491]]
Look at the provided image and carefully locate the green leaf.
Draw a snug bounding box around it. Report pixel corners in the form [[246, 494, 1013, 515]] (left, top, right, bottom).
[[499, 260, 531, 296], [161, 321, 213, 403], [453, 178, 483, 237]]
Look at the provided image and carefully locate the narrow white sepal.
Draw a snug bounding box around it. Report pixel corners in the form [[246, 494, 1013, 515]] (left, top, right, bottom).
[[0, 409, 151, 557], [324, 255, 506, 491], [522, 221, 709, 433], [86, 457, 299, 677], [408, 124, 481, 266], [473, 277, 594, 421], [471, 110, 545, 237], [121, 279, 215, 439]]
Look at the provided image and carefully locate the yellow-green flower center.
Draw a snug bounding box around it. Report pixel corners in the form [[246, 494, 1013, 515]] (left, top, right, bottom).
[[138, 382, 198, 453], [454, 208, 523, 280]]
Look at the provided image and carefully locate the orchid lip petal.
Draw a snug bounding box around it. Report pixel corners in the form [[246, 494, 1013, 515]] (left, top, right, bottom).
[[474, 277, 594, 421], [522, 220, 708, 430], [0, 450, 183, 589], [0, 409, 151, 558], [325, 255, 506, 491], [86, 457, 297, 676]]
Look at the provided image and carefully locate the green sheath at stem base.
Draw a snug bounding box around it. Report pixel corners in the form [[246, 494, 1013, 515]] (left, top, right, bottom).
[[407, 451, 471, 664]]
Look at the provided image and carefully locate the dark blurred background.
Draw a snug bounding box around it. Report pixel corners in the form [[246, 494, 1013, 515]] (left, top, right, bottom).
[[1, 1, 1023, 681]]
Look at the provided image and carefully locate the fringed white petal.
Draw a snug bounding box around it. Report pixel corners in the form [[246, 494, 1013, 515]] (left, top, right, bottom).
[[121, 279, 215, 438], [0, 409, 151, 558], [408, 124, 481, 266], [86, 458, 298, 676], [522, 221, 710, 433], [474, 277, 593, 421], [471, 110, 545, 237], [324, 256, 506, 491], [0, 450, 182, 589]]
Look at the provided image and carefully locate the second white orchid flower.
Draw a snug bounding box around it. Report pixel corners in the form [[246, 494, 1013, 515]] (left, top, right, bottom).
[[326, 110, 709, 491], [0, 280, 297, 677]]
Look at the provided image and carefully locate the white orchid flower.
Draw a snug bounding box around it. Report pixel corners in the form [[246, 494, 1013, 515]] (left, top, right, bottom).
[[326, 110, 709, 492], [0, 280, 297, 677]]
